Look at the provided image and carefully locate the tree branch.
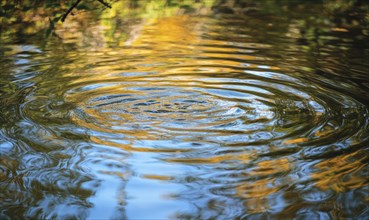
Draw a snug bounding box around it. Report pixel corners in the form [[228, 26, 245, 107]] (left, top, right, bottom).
[[61, 0, 82, 22], [97, 0, 112, 8]]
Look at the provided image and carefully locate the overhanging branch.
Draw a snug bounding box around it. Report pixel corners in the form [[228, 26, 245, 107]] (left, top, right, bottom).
[[97, 0, 112, 8], [61, 0, 82, 22], [61, 0, 111, 22]]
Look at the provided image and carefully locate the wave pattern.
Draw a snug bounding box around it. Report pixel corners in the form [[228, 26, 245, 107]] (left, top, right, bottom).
[[1, 2, 369, 219]]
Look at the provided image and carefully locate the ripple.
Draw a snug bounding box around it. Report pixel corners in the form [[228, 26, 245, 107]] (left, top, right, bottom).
[[1, 1, 369, 219], [61, 60, 369, 153], [17, 34, 369, 219]]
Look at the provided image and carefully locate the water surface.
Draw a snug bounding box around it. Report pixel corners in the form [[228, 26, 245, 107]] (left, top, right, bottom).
[[1, 0, 369, 219]]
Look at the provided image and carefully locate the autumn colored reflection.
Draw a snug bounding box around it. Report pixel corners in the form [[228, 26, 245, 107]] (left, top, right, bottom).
[[312, 149, 369, 192], [1, 0, 369, 219]]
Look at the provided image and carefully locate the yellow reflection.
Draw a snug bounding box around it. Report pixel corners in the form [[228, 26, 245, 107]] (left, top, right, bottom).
[[61, 2, 266, 150], [282, 137, 309, 145], [238, 178, 280, 198], [137, 16, 198, 44], [90, 136, 192, 153], [237, 178, 278, 214], [243, 197, 270, 214], [250, 158, 290, 176], [311, 149, 368, 192], [236, 158, 291, 213], [165, 153, 253, 164], [314, 125, 335, 138], [142, 174, 174, 181]]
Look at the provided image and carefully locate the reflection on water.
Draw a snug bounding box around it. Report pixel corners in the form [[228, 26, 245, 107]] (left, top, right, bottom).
[[1, 0, 369, 219]]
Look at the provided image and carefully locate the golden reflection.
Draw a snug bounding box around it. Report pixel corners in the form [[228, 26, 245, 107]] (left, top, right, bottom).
[[237, 178, 278, 214], [250, 158, 291, 176], [243, 197, 270, 214], [90, 136, 192, 153], [142, 174, 174, 181], [314, 125, 335, 138], [282, 126, 337, 145], [282, 137, 309, 145], [311, 149, 368, 192], [54, 0, 215, 49], [236, 158, 291, 213], [2, 1, 369, 219], [238, 178, 280, 198], [61, 1, 271, 152], [164, 153, 253, 164], [55, 10, 107, 49], [132, 16, 199, 45]]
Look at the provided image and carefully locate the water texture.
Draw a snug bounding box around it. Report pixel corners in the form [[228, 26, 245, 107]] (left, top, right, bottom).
[[1, 0, 369, 219]]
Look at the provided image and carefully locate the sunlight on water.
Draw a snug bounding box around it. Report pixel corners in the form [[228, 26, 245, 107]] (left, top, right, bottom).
[[1, 0, 369, 219]]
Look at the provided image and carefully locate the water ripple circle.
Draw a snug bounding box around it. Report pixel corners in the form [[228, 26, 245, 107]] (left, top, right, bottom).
[[62, 62, 369, 154]]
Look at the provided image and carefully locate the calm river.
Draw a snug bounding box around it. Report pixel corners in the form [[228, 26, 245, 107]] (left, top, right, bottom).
[[1, 0, 368, 219]]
